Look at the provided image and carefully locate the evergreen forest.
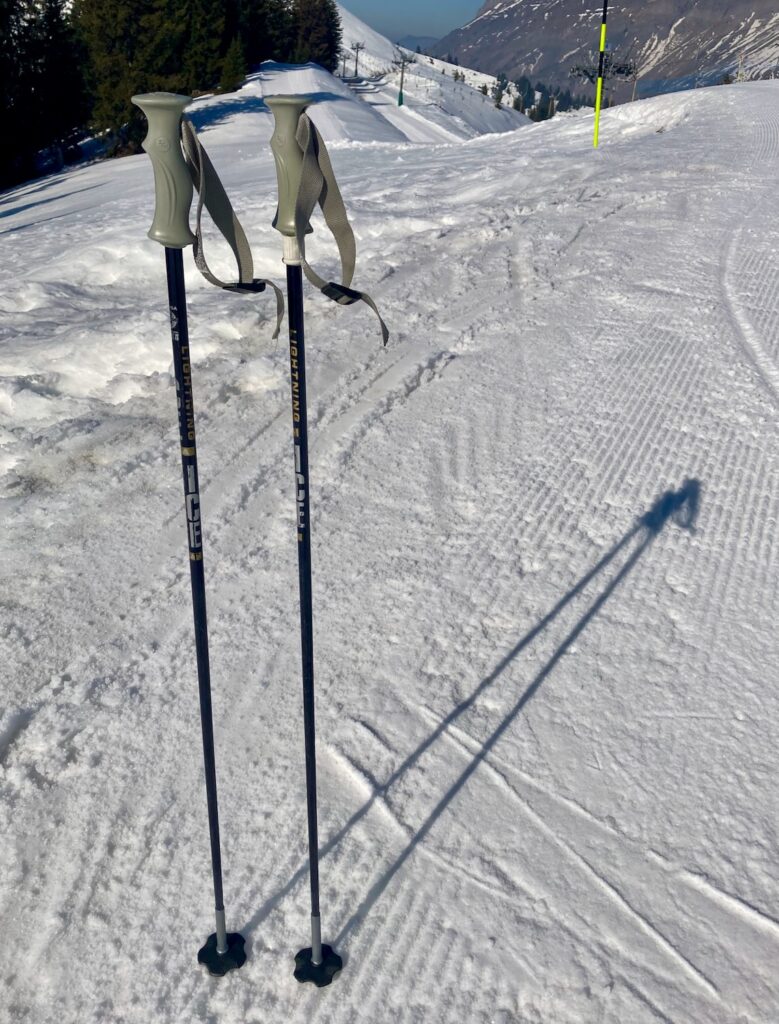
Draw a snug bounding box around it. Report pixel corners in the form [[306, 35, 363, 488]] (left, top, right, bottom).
[[0, 0, 342, 189]]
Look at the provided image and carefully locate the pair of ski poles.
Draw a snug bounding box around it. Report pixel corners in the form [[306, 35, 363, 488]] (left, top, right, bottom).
[[132, 92, 342, 986]]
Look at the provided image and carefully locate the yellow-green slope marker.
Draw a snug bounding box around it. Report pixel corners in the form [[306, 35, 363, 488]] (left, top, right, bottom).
[[593, 0, 609, 147]]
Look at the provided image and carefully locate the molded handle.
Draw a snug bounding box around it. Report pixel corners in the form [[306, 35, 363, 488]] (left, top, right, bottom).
[[265, 95, 314, 237], [131, 92, 196, 249]]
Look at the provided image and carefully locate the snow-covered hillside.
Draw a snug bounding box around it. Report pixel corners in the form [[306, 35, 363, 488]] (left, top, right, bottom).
[[200, 53, 525, 150], [1, 67, 778, 1024], [336, 2, 528, 139], [337, 2, 400, 68]]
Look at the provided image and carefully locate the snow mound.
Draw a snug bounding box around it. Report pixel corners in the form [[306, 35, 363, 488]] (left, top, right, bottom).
[[188, 63, 410, 145]]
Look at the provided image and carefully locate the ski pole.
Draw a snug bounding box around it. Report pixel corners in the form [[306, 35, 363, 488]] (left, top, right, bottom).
[[131, 92, 246, 977], [593, 0, 609, 147], [266, 94, 343, 989]]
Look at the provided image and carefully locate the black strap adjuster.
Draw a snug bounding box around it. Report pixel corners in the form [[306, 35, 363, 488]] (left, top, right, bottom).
[[321, 281, 362, 306], [230, 280, 267, 294]]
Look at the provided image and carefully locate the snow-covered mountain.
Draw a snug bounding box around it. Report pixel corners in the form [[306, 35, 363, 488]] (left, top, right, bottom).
[[435, 0, 779, 96]]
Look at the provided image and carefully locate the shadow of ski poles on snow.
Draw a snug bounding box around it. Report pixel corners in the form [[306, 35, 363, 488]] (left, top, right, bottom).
[[243, 479, 701, 944], [332, 479, 701, 944]]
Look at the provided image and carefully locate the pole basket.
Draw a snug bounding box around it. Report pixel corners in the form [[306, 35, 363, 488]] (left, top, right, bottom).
[[294, 944, 343, 987], [198, 932, 247, 976]]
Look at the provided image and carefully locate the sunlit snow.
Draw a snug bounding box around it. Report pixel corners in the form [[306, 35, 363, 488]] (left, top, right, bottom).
[[0, 7, 777, 1024]]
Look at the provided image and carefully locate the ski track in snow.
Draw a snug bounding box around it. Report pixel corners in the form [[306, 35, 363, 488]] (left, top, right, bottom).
[[0, 56, 777, 1024]]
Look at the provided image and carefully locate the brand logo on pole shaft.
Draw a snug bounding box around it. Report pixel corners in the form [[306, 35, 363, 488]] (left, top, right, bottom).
[[170, 307, 201, 555], [170, 315, 196, 443], [290, 341, 301, 424], [186, 463, 202, 552], [295, 444, 306, 535]]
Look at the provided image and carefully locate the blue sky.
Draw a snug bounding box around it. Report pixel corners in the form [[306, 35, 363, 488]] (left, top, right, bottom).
[[343, 0, 481, 42]]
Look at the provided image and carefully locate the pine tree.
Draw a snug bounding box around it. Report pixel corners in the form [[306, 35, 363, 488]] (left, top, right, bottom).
[[1, 0, 26, 185], [31, 0, 90, 149], [219, 34, 246, 92], [182, 0, 224, 94], [292, 0, 341, 72], [515, 75, 533, 109], [137, 0, 189, 94], [1, 0, 89, 185], [222, 0, 241, 51], [532, 95, 550, 121], [74, 0, 186, 150], [74, 0, 232, 151], [242, 0, 293, 67]]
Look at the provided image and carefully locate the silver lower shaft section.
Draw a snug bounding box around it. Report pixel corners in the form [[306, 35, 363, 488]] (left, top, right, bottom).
[[311, 914, 322, 966], [215, 908, 228, 955]]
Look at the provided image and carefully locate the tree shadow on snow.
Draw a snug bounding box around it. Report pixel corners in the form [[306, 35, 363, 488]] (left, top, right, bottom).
[[0, 173, 72, 207], [0, 183, 104, 222], [242, 479, 701, 945]]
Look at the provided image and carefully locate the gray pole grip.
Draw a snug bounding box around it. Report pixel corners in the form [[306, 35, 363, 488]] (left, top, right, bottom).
[[131, 92, 196, 249], [265, 95, 314, 238]]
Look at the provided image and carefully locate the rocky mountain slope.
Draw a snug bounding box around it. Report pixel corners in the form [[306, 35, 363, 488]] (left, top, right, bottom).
[[435, 0, 779, 96]]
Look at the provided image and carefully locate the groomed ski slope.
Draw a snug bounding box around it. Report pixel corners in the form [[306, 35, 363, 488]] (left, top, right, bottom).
[[1, 72, 778, 1024]]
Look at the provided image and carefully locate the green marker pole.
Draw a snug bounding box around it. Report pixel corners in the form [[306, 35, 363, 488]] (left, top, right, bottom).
[[593, 0, 609, 148]]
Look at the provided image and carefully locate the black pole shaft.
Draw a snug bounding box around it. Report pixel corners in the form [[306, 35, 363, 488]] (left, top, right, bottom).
[[164, 246, 226, 929], [285, 264, 321, 923]]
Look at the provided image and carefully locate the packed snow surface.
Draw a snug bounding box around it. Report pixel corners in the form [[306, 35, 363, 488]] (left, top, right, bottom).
[[1, 61, 778, 1024]]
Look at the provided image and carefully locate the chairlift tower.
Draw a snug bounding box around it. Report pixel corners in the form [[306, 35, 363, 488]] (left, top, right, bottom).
[[350, 41, 366, 78], [571, 42, 636, 143], [571, 47, 636, 93], [392, 49, 415, 107]]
